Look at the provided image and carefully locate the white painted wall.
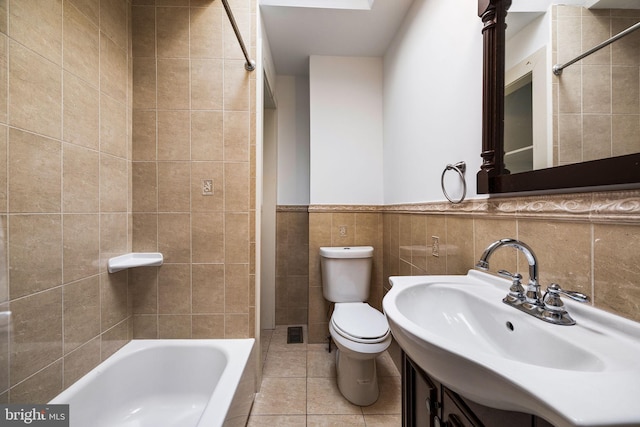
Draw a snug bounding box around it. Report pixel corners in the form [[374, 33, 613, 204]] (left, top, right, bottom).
[[382, 0, 484, 204], [276, 75, 310, 205], [506, 11, 551, 71], [309, 56, 384, 205]]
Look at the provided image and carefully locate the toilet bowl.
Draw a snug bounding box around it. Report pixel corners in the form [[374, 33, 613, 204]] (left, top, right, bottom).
[[319, 246, 391, 406]]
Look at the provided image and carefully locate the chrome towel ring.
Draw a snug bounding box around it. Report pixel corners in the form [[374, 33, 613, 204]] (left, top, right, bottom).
[[441, 161, 467, 204]]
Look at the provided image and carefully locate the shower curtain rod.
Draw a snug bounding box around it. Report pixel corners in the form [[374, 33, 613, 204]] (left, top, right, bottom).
[[221, 0, 256, 71], [553, 20, 640, 76]]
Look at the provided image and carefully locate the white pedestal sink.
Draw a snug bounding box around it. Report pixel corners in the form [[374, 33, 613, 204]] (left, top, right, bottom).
[[383, 270, 640, 427]]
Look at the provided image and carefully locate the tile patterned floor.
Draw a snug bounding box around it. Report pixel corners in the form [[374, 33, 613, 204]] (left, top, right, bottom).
[[248, 326, 401, 427]]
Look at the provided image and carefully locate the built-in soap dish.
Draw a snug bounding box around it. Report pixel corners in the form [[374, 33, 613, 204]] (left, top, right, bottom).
[[107, 252, 163, 273]]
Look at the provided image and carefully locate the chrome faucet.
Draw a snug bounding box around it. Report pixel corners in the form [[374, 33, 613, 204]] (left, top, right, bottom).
[[475, 238, 542, 306], [476, 238, 589, 325]]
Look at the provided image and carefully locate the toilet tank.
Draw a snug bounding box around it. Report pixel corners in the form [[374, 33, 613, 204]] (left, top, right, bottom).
[[320, 246, 373, 303]]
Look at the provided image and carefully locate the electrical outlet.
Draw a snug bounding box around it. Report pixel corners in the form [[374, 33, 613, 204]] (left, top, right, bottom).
[[432, 236, 440, 257], [339, 225, 348, 237], [202, 179, 213, 196]]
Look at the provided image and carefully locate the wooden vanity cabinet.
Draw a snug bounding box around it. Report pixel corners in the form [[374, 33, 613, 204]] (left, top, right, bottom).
[[402, 352, 556, 427]]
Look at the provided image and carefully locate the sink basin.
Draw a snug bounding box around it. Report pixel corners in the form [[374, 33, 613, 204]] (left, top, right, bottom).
[[383, 270, 640, 427]]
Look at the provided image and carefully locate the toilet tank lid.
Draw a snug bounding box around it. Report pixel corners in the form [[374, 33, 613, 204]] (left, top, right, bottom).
[[320, 246, 373, 259]]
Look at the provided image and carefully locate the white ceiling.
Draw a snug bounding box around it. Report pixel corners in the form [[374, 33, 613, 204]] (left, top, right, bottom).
[[259, 0, 415, 76]]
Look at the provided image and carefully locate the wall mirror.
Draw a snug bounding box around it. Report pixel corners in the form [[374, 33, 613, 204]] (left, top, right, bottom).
[[477, 0, 640, 194]]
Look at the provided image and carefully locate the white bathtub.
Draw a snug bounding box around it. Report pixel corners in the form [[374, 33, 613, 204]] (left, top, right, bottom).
[[50, 339, 256, 427]]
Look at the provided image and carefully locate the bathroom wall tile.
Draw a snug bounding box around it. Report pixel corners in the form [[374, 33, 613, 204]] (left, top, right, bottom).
[[192, 263, 224, 313], [446, 217, 474, 275], [594, 224, 640, 322], [63, 72, 99, 150], [612, 66, 640, 114], [557, 66, 582, 115], [132, 213, 158, 252], [158, 263, 191, 314], [224, 313, 249, 338], [158, 315, 191, 338], [8, 129, 61, 213], [225, 263, 248, 313], [473, 218, 517, 275], [63, 337, 100, 388], [69, 0, 99, 26], [158, 213, 191, 263], [157, 59, 189, 109], [192, 314, 225, 338], [0, 1, 7, 35], [9, 360, 62, 405], [63, 1, 99, 87], [224, 60, 250, 111], [100, 95, 128, 158], [63, 276, 100, 354], [556, 15, 582, 64], [582, 65, 611, 114], [9, 214, 62, 298], [0, 301, 7, 394], [63, 214, 99, 283], [100, 0, 128, 51], [191, 59, 223, 110], [426, 215, 446, 275], [130, 267, 158, 314], [132, 6, 155, 58], [191, 111, 224, 160], [100, 154, 129, 212], [101, 320, 128, 360], [190, 6, 223, 59], [409, 215, 427, 271], [0, 36, 6, 124], [133, 314, 158, 339], [132, 162, 158, 212], [581, 15, 611, 66], [192, 162, 224, 212], [518, 220, 591, 294], [331, 213, 355, 246], [612, 114, 640, 156], [225, 213, 249, 263], [157, 110, 190, 160], [225, 162, 249, 212], [132, 110, 157, 160], [583, 115, 612, 161], [133, 58, 156, 109], [10, 288, 62, 386], [9, 0, 62, 65], [157, 6, 189, 58], [224, 111, 250, 162], [611, 18, 640, 66], [157, 162, 190, 212], [99, 213, 128, 271], [100, 32, 127, 103], [192, 212, 224, 263], [557, 114, 583, 164], [398, 214, 411, 263], [101, 270, 128, 331]]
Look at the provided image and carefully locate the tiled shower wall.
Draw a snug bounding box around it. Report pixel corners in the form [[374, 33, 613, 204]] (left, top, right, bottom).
[[130, 0, 257, 340], [0, 0, 133, 403], [306, 192, 640, 344], [275, 206, 309, 325], [554, 6, 640, 165]]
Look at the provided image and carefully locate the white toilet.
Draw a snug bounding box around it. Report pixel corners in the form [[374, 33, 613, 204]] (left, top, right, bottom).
[[320, 246, 391, 406]]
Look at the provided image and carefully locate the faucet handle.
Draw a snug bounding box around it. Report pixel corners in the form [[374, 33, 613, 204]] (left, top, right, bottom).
[[544, 283, 590, 304], [498, 270, 525, 301]]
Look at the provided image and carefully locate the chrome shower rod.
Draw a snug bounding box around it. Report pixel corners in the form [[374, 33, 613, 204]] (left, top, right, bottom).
[[221, 0, 256, 71], [553, 20, 640, 76]]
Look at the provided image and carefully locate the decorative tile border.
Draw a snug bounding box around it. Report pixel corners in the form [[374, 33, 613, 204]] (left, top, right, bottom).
[[276, 205, 310, 213], [307, 189, 640, 224]]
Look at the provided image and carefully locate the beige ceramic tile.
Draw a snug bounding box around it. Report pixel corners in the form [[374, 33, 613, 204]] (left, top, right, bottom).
[[158, 314, 191, 339], [361, 376, 401, 415], [9, 0, 62, 65], [100, 0, 128, 51], [225, 213, 249, 263], [224, 111, 250, 162], [63, 337, 100, 388], [612, 114, 640, 156], [473, 218, 517, 275], [100, 94, 128, 158], [100, 32, 127, 103], [263, 349, 307, 378], [156, 6, 189, 58], [9, 214, 62, 298], [157, 59, 189, 109], [224, 313, 249, 338], [251, 377, 306, 415], [157, 110, 190, 160], [133, 58, 157, 109], [158, 263, 191, 314], [225, 263, 249, 313], [132, 5, 155, 58], [192, 314, 225, 339], [157, 162, 190, 212], [130, 267, 158, 314], [247, 415, 306, 427], [132, 162, 158, 212], [446, 217, 474, 275], [100, 320, 128, 360], [9, 360, 62, 405], [132, 213, 158, 252], [190, 6, 223, 59], [100, 271, 128, 331], [582, 65, 611, 114], [100, 154, 128, 212], [8, 128, 61, 213], [557, 114, 583, 164], [192, 264, 224, 313], [225, 162, 249, 211], [583, 115, 612, 161], [62, 214, 100, 283], [191, 162, 224, 212], [191, 59, 223, 110], [223, 7, 250, 60], [224, 60, 250, 111], [307, 346, 336, 378], [132, 110, 157, 160], [10, 288, 63, 386], [133, 314, 158, 339], [612, 65, 639, 114], [99, 213, 128, 269], [69, 0, 99, 26], [307, 377, 362, 415], [191, 212, 224, 263], [191, 111, 224, 160], [63, 71, 99, 150], [307, 415, 366, 426], [363, 414, 402, 426], [63, 1, 99, 86], [158, 213, 191, 262], [0, 41, 5, 125]]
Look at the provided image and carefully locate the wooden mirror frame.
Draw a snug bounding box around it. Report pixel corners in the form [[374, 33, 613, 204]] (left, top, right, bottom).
[[477, 0, 640, 195]]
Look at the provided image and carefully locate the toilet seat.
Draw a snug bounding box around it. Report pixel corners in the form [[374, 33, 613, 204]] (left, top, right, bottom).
[[331, 303, 390, 344]]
